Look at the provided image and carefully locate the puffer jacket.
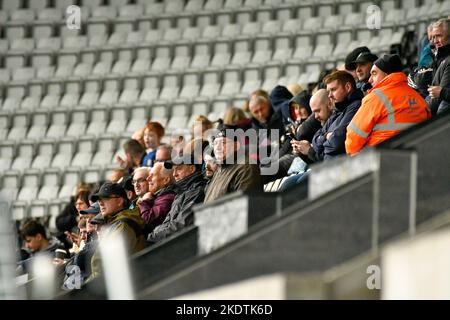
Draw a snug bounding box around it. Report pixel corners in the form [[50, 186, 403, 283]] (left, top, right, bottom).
[[306, 89, 363, 162], [346, 72, 431, 155], [147, 171, 207, 244]]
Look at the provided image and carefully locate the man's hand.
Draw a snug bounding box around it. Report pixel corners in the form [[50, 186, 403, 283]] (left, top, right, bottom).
[[428, 86, 442, 99], [291, 140, 311, 155], [326, 132, 333, 140]]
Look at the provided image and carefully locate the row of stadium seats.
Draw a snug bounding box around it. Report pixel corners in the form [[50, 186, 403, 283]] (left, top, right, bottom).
[[1, 1, 443, 42]]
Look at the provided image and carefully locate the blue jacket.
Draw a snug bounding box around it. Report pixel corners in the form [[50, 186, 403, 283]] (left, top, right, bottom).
[[308, 89, 363, 162]]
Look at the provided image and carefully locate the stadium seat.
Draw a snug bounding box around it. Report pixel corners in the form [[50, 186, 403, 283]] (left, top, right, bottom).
[[126, 105, 148, 133], [11, 141, 35, 173], [38, 169, 61, 201], [46, 111, 68, 139], [58, 168, 81, 200], [71, 137, 94, 167], [106, 106, 128, 134], [66, 108, 88, 138], [31, 138, 55, 171], [86, 107, 109, 136], [7, 112, 28, 141], [17, 169, 41, 202], [92, 133, 116, 167]]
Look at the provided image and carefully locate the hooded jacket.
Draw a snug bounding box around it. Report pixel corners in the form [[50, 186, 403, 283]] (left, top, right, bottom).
[[147, 171, 207, 244], [346, 72, 431, 155], [269, 85, 293, 125]]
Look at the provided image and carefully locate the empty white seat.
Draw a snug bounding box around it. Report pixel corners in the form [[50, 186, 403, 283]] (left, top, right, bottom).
[[66, 109, 88, 137], [58, 169, 81, 199], [79, 91, 99, 107], [7, 112, 28, 141], [86, 108, 108, 135], [106, 108, 127, 134], [119, 89, 140, 104], [40, 94, 60, 109]]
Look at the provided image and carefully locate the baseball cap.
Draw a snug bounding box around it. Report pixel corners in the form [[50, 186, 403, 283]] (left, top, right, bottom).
[[90, 182, 127, 202], [79, 202, 100, 215]]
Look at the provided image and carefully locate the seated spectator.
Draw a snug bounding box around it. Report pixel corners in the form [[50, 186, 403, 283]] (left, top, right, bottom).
[[88, 182, 147, 279], [132, 167, 150, 205], [294, 71, 363, 162], [353, 51, 378, 94], [142, 122, 165, 167], [204, 125, 263, 204], [418, 23, 435, 68], [109, 168, 125, 183], [346, 54, 431, 155], [62, 203, 100, 287], [223, 107, 252, 130], [249, 89, 288, 161], [119, 176, 137, 203], [279, 89, 333, 190], [269, 85, 293, 126], [344, 46, 372, 82], [288, 90, 312, 127], [427, 18, 450, 114], [18, 219, 67, 274], [192, 115, 214, 141], [204, 154, 219, 179], [139, 162, 177, 236], [147, 139, 208, 244], [155, 144, 173, 163], [116, 139, 146, 174], [249, 89, 285, 136], [55, 185, 92, 251], [170, 131, 185, 156], [287, 83, 304, 97]]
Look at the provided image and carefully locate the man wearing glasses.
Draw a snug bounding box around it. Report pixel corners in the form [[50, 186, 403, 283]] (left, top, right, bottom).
[[88, 182, 147, 280], [132, 167, 150, 205]]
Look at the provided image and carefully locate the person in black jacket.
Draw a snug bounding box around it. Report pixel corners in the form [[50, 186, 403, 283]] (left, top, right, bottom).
[[281, 71, 362, 190], [147, 139, 207, 244], [293, 71, 363, 162], [427, 18, 450, 115]]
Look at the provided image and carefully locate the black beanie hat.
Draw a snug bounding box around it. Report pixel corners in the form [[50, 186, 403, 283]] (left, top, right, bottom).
[[345, 46, 371, 71], [374, 54, 403, 75]]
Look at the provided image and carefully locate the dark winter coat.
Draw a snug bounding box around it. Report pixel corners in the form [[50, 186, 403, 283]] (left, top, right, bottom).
[[139, 185, 177, 235], [147, 171, 207, 244], [306, 89, 363, 162]]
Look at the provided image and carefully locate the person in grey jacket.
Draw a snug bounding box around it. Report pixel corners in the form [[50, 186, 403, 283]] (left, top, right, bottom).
[[147, 140, 207, 244]]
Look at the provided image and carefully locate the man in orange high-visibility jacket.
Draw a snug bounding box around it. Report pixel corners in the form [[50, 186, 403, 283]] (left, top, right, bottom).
[[346, 54, 431, 155]]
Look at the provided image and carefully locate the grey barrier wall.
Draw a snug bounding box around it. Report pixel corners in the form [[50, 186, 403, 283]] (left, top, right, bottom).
[[137, 174, 377, 299], [377, 111, 450, 226], [193, 191, 277, 255], [309, 149, 419, 249]]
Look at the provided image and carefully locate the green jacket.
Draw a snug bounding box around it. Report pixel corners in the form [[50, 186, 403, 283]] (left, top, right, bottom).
[[88, 206, 147, 281]]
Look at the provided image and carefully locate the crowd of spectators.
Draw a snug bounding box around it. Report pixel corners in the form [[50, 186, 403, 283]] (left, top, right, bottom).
[[14, 17, 450, 293]]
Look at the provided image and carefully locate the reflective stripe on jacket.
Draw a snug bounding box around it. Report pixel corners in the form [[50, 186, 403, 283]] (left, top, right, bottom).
[[345, 72, 431, 155]]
